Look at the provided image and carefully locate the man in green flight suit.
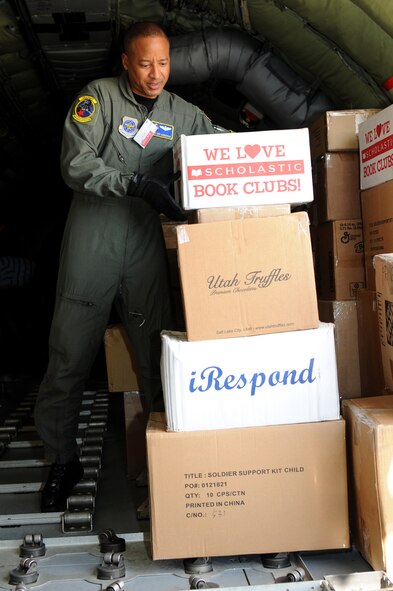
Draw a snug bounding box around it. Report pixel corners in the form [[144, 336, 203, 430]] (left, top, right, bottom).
[[34, 21, 218, 513]]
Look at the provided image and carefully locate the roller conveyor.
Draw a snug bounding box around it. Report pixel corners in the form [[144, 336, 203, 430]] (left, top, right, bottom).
[[0, 385, 378, 590]]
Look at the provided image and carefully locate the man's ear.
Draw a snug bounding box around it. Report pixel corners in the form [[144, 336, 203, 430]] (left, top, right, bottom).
[[121, 53, 128, 71]]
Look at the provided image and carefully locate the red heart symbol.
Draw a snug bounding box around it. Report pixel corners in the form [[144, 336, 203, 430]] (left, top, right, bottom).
[[244, 144, 261, 159], [376, 123, 382, 137]]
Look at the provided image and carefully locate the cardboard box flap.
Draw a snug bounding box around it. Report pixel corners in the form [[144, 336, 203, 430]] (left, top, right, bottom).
[[309, 109, 380, 158], [343, 394, 393, 413]]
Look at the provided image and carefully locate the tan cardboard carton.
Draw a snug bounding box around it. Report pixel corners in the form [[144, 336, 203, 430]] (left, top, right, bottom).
[[318, 300, 361, 398], [309, 109, 380, 159], [356, 288, 385, 397], [104, 324, 142, 393], [312, 152, 361, 223], [361, 180, 393, 291], [176, 212, 319, 341], [342, 395, 393, 577], [313, 220, 365, 300], [161, 221, 183, 250], [147, 412, 350, 560]]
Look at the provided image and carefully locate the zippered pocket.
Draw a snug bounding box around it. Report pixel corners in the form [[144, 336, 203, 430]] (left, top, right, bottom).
[[60, 292, 96, 307]]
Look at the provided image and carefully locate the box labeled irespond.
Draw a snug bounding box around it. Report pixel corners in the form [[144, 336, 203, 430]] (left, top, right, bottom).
[[374, 253, 393, 390], [342, 395, 393, 576], [147, 413, 350, 560], [173, 128, 313, 209], [359, 104, 393, 190], [176, 212, 319, 341], [161, 323, 340, 432]]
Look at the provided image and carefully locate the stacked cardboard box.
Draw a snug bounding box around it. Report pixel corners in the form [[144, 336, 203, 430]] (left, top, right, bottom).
[[103, 325, 147, 479], [174, 128, 314, 210], [309, 110, 379, 398], [358, 105, 393, 394], [148, 412, 349, 560], [336, 107, 393, 574], [342, 395, 393, 577], [355, 288, 385, 396], [359, 105, 393, 291], [104, 324, 142, 393], [147, 128, 349, 560], [318, 300, 360, 399], [373, 253, 393, 391]]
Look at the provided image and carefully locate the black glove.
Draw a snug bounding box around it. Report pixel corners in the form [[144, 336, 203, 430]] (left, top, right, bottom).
[[128, 171, 186, 222]]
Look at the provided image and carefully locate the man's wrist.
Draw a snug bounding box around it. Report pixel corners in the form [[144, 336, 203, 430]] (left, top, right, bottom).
[[127, 172, 140, 195]]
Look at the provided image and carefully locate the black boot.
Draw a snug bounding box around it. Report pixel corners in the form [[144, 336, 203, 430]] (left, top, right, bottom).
[[41, 455, 84, 512]]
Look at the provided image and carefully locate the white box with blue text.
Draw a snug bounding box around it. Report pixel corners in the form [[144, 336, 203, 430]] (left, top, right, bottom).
[[161, 323, 340, 432]]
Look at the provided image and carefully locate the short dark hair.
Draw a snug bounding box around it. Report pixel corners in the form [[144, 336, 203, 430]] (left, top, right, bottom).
[[122, 21, 169, 53]]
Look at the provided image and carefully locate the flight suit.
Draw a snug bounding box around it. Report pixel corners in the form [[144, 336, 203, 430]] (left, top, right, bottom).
[[35, 71, 217, 463]]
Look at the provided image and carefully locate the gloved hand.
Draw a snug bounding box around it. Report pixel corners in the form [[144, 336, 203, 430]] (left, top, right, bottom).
[[128, 171, 186, 222]]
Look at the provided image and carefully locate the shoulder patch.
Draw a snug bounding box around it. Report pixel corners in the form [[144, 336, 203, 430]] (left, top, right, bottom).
[[72, 95, 99, 124]]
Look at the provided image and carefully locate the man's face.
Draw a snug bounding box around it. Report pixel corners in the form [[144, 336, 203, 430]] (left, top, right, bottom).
[[121, 35, 170, 99]]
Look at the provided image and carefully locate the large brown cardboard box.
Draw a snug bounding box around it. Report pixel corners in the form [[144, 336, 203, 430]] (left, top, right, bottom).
[[188, 204, 290, 224], [309, 109, 380, 159], [176, 212, 319, 341], [313, 220, 365, 300], [361, 179, 393, 291], [318, 300, 361, 398], [147, 413, 350, 560], [104, 324, 142, 393], [342, 395, 393, 577], [312, 152, 361, 223], [356, 288, 385, 397]]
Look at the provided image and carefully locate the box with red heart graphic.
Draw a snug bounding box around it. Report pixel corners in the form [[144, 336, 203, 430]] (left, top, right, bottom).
[[359, 103, 393, 190], [173, 128, 314, 210]]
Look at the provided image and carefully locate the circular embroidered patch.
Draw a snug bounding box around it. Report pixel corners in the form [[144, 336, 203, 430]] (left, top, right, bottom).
[[73, 95, 98, 123]]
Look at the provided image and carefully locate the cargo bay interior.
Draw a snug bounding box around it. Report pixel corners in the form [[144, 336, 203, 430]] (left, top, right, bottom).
[[1, 1, 393, 590]]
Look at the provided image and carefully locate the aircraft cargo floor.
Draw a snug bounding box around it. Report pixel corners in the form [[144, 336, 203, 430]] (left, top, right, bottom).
[[0, 381, 379, 590]]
